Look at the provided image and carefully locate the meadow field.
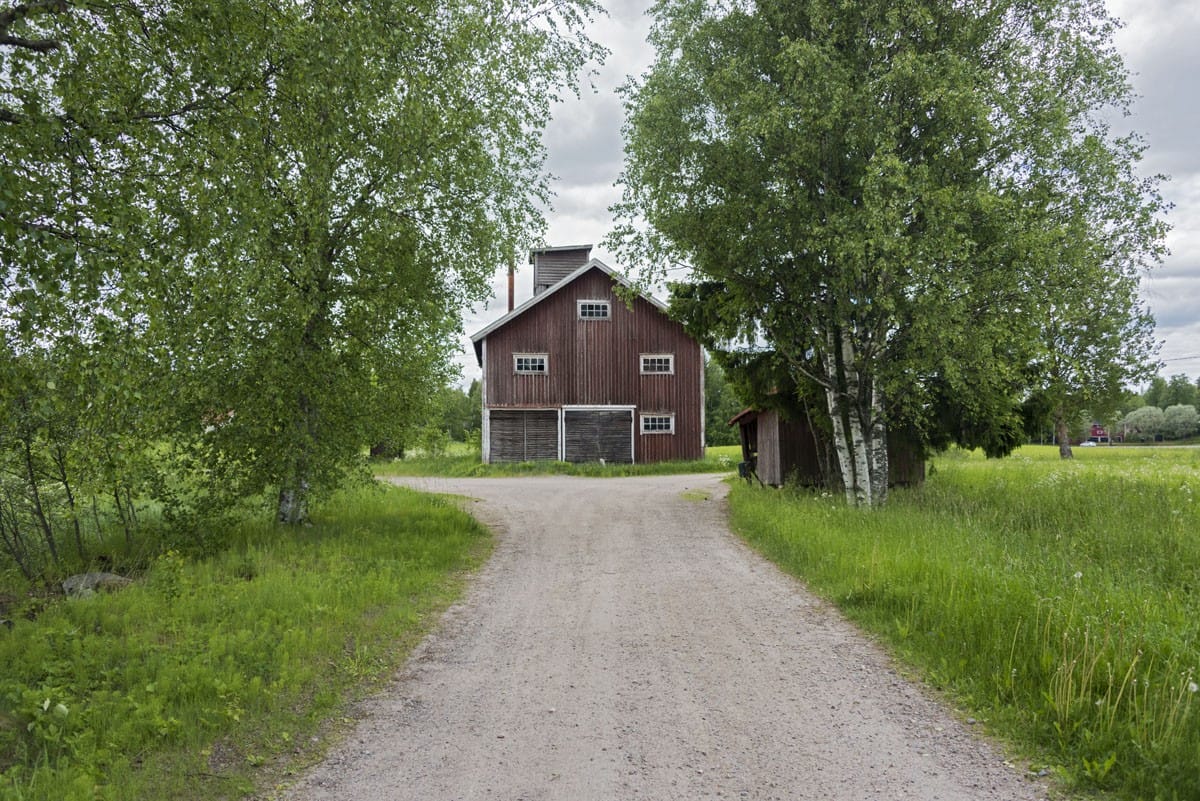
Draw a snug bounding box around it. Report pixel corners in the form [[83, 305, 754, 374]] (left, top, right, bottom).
[[0, 486, 489, 801], [730, 445, 1200, 800]]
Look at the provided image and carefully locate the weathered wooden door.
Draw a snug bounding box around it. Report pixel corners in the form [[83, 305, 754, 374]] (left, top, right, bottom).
[[563, 408, 633, 463], [488, 410, 559, 462]]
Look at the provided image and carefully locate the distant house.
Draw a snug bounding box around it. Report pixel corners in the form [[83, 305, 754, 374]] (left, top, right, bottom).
[[729, 407, 924, 488], [471, 245, 704, 464]]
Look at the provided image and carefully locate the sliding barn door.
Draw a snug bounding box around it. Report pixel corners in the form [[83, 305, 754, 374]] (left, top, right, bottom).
[[488, 410, 559, 462], [563, 408, 633, 463]]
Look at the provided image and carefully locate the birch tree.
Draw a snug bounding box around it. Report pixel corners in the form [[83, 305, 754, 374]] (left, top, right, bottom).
[[611, 0, 1166, 505], [3, 0, 602, 527], [156, 0, 600, 523]]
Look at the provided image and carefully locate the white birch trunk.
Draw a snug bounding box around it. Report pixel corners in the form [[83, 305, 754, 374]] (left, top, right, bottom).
[[824, 379, 855, 503], [868, 380, 888, 506], [824, 328, 874, 506], [277, 480, 309, 525], [845, 410, 873, 507], [822, 327, 889, 508], [841, 331, 873, 507], [823, 331, 854, 503]]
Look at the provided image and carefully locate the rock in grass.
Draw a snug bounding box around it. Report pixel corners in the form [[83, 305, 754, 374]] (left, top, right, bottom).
[[62, 572, 133, 598]]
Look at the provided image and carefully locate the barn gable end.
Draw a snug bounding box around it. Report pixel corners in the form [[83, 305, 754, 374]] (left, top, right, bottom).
[[472, 255, 704, 464]]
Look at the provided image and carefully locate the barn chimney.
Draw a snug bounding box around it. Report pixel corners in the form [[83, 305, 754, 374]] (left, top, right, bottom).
[[507, 258, 515, 312], [529, 244, 593, 296]]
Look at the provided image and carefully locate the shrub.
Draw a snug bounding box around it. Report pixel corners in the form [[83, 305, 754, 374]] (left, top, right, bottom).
[[1163, 404, 1199, 440]]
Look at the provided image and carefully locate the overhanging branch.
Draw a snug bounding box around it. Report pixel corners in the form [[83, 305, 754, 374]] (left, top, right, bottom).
[[0, 0, 70, 50]]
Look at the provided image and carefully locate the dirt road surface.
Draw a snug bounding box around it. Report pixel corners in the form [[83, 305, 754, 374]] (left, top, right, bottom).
[[285, 474, 1047, 801]]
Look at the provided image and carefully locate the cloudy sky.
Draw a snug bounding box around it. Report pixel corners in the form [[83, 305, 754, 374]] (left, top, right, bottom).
[[458, 0, 1200, 386]]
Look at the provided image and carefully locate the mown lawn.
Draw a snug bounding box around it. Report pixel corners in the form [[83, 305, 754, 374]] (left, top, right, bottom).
[[374, 443, 742, 478], [0, 485, 490, 801], [729, 444, 1200, 800]]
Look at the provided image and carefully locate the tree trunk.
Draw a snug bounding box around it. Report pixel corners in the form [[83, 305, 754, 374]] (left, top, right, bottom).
[[277, 479, 309, 525], [112, 487, 133, 547], [277, 389, 316, 525], [51, 445, 86, 561], [1055, 408, 1074, 459], [823, 331, 858, 504], [868, 382, 888, 506], [0, 493, 35, 581], [21, 436, 59, 567], [822, 328, 887, 507]]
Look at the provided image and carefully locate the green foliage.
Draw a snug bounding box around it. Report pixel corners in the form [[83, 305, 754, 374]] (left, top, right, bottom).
[[729, 445, 1200, 799], [0, 484, 489, 800], [2, 0, 602, 527], [1163, 405, 1200, 440], [1165, 375, 1198, 408], [1123, 402, 1199, 442], [610, 0, 1167, 502], [1138, 373, 1198, 414], [1122, 406, 1166, 442], [0, 344, 163, 581], [432, 383, 482, 444], [703, 358, 743, 447], [1144, 376, 1170, 409]]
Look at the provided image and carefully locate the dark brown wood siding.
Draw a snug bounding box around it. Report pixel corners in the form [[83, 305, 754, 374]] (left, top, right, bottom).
[[887, 436, 926, 487], [488, 410, 559, 462], [564, 409, 633, 463], [757, 412, 782, 485], [482, 267, 703, 463]]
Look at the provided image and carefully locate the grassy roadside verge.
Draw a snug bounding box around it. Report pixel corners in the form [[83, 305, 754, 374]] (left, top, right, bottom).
[[727, 445, 1200, 799], [373, 444, 742, 478], [0, 484, 490, 801]]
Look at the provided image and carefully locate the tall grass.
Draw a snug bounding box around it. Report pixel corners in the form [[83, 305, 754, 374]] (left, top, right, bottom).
[[0, 484, 489, 801], [729, 445, 1200, 799]]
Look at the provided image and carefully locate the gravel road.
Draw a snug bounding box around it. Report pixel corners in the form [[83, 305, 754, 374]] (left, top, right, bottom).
[[284, 474, 1047, 801]]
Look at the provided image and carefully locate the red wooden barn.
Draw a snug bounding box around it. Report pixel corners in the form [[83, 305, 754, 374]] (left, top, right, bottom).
[[471, 245, 705, 464]]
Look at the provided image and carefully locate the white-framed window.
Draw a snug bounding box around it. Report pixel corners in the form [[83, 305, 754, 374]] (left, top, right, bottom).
[[577, 299, 611, 320], [640, 413, 675, 434], [640, 354, 675, 375], [514, 353, 548, 375]]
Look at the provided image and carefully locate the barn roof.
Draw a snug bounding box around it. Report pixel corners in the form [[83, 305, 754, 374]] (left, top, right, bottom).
[[469, 258, 668, 365]]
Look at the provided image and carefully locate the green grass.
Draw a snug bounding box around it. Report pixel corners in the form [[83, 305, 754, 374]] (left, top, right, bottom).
[[0, 484, 490, 801], [728, 444, 1200, 799], [374, 444, 742, 478]]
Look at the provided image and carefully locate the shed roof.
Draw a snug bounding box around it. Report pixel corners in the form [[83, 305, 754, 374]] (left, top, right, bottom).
[[727, 408, 758, 427], [469, 258, 668, 365]]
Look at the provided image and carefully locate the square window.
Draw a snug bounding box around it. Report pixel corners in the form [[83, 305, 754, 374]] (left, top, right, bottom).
[[514, 354, 548, 374], [577, 300, 611, 320], [640, 354, 675, 375], [640, 414, 675, 434]]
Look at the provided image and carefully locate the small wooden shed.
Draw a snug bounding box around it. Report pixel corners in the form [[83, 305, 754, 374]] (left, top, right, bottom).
[[730, 407, 924, 489]]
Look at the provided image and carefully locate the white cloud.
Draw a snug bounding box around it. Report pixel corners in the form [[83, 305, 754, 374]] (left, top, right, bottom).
[[452, 1, 1200, 385]]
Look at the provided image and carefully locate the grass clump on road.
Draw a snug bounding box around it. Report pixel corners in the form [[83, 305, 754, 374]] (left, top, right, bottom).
[[0, 484, 489, 801], [729, 445, 1200, 800]]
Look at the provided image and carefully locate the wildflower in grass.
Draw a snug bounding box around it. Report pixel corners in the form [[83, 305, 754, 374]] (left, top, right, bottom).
[[1189, 681, 1198, 694], [1074, 571, 1083, 580]]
